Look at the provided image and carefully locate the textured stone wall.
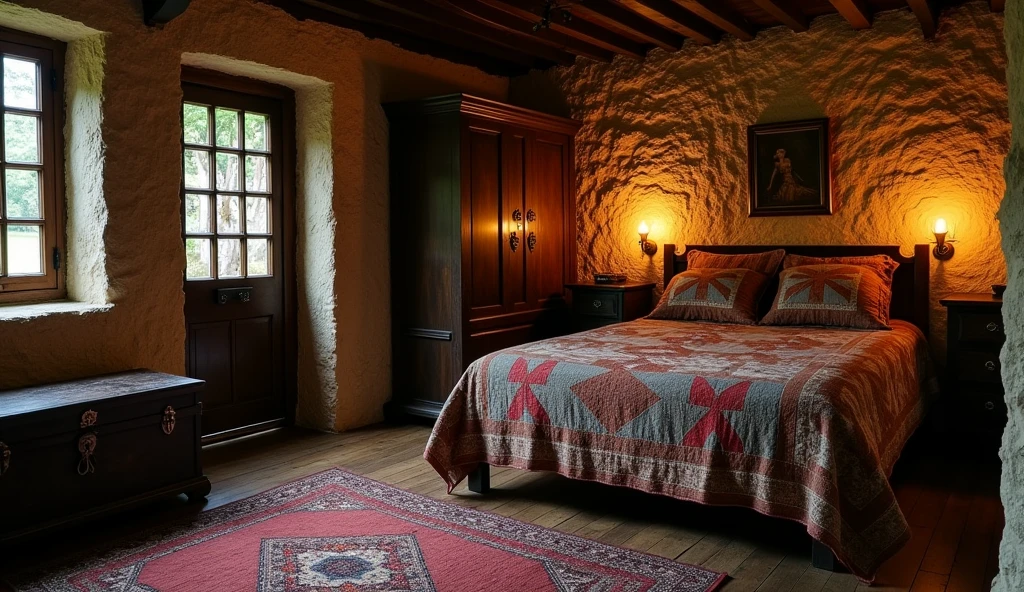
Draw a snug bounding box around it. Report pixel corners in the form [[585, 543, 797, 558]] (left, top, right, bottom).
[[0, 0, 507, 431], [995, 0, 1023, 588], [515, 3, 1008, 359]]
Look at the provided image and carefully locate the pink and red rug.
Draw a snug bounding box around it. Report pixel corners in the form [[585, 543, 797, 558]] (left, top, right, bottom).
[[8, 469, 725, 591]]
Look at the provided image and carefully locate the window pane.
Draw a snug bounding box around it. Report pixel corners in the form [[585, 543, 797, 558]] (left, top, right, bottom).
[[4, 113, 40, 163], [217, 238, 242, 278], [6, 224, 41, 275], [184, 149, 210, 189], [216, 194, 241, 233], [215, 152, 241, 191], [246, 196, 269, 234], [244, 113, 269, 151], [247, 238, 270, 276], [5, 169, 41, 218], [3, 57, 38, 110], [183, 103, 210, 145], [245, 155, 269, 192], [215, 108, 239, 148], [184, 193, 211, 233], [185, 237, 212, 279]]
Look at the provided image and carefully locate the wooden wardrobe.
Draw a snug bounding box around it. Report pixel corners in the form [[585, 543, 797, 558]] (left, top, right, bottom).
[[385, 94, 579, 419]]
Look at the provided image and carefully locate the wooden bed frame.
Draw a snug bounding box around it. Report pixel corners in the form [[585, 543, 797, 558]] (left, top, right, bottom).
[[665, 244, 931, 336], [469, 243, 932, 571]]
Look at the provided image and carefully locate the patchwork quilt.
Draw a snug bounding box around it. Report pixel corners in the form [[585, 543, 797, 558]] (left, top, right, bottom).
[[424, 319, 937, 582]]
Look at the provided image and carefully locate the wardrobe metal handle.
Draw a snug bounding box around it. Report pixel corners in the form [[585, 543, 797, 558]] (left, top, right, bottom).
[[509, 231, 520, 252], [527, 231, 537, 252]]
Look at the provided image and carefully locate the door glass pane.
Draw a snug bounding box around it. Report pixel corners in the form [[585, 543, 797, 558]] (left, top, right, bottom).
[[217, 238, 242, 278], [183, 103, 210, 145], [6, 224, 41, 274], [246, 196, 269, 234], [3, 57, 38, 110], [5, 169, 40, 218], [216, 152, 241, 191], [247, 238, 270, 276], [215, 108, 240, 148], [184, 193, 211, 233], [185, 237, 212, 279], [184, 149, 211, 189], [216, 194, 241, 233], [4, 113, 40, 163], [244, 113, 269, 151], [245, 155, 269, 192]]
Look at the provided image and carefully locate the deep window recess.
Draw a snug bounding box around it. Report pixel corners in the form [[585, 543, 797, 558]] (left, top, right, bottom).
[[0, 31, 65, 304]]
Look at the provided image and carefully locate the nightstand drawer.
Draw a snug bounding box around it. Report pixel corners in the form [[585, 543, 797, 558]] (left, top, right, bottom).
[[961, 395, 1007, 432], [958, 351, 1002, 384], [957, 313, 1005, 343], [574, 293, 619, 319]]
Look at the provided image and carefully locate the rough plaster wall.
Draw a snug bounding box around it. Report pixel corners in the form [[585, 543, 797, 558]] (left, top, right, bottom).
[[0, 0, 507, 432], [995, 0, 1023, 588], [518, 3, 1008, 359]]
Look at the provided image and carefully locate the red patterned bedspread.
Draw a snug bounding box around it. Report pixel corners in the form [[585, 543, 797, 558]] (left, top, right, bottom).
[[424, 319, 937, 581]]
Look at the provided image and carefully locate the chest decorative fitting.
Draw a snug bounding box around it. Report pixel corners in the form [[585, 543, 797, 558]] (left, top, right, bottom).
[[80, 409, 98, 428], [163, 406, 177, 435]]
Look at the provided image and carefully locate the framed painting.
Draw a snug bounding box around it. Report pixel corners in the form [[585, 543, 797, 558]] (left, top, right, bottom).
[[747, 118, 832, 217]]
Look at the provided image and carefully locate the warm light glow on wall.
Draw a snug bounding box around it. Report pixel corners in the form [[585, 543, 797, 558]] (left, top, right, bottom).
[[934, 218, 948, 234]]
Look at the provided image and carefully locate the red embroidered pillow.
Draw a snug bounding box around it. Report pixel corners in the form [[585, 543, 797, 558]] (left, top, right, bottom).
[[760, 264, 892, 330], [686, 249, 786, 275], [649, 268, 769, 325], [783, 254, 899, 286]]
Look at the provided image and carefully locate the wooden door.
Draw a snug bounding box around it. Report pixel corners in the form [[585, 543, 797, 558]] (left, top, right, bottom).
[[526, 130, 573, 310], [180, 74, 295, 441]]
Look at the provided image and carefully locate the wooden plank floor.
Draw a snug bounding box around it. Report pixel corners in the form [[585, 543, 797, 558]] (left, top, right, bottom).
[[3, 423, 1004, 591]]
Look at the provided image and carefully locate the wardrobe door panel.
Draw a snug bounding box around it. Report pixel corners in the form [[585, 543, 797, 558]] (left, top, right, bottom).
[[528, 133, 570, 307], [503, 131, 529, 313], [465, 126, 504, 319]]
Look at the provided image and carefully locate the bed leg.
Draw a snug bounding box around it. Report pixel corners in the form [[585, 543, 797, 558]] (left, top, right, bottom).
[[468, 463, 490, 494], [811, 540, 837, 571]]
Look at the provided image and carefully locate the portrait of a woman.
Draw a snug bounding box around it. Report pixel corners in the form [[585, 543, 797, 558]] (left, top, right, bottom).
[[747, 119, 832, 216]]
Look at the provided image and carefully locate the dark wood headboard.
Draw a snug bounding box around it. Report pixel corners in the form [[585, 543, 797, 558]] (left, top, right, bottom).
[[664, 244, 931, 336]]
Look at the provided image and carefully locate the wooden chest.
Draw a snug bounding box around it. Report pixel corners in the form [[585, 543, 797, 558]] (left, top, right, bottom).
[[0, 370, 210, 543]]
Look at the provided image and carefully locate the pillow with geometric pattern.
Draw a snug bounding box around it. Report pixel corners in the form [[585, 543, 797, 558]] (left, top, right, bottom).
[[759, 264, 892, 330], [648, 267, 770, 325]]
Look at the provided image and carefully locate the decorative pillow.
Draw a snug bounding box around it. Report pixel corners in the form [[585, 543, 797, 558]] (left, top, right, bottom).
[[686, 249, 786, 275], [783, 254, 899, 286], [760, 264, 892, 330], [649, 268, 769, 325]]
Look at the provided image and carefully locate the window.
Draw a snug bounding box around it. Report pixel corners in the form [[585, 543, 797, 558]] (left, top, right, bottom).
[[0, 31, 65, 303], [181, 90, 276, 280]]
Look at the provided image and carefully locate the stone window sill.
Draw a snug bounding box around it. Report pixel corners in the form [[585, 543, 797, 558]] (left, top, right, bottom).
[[0, 300, 112, 322]]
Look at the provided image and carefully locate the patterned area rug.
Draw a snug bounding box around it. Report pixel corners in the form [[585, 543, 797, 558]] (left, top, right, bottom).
[[7, 469, 725, 591]]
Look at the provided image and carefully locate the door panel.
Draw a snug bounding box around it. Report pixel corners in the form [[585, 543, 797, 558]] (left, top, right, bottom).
[[467, 126, 504, 317], [181, 80, 291, 438], [503, 132, 528, 311], [529, 135, 569, 306]]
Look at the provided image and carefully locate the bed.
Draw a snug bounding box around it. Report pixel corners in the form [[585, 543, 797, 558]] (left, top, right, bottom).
[[424, 244, 937, 582]]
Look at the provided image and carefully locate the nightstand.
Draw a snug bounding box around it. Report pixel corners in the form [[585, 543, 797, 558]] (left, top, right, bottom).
[[565, 282, 656, 332], [939, 293, 1006, 443]]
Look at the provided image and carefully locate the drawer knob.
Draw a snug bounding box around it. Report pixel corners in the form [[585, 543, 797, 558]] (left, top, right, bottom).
[[77, 432, 97, 476], [593, 300, 602, 309], [987, 322, 1000, 332], [985, 360, 997, 371], [0, 442, 9, 476], [984, 401, 995, 411]]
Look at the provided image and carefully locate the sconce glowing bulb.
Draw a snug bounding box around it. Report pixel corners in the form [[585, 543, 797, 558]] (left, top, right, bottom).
[[637, 221, 657, 257], [932, 217, 954, 261]]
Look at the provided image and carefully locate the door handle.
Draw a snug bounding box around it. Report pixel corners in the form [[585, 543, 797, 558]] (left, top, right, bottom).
[[215, 287, 254, 304]]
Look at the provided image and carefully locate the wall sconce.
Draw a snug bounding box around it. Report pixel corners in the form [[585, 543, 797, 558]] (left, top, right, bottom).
[[638, 221, 658, 257], [932, 218, 955, 260]]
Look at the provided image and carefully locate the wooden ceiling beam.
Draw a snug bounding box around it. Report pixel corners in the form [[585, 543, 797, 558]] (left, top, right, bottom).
[[260, 0, 529, 74], [748, 0, 808, 32], [905, 0, 938, 38], [368, 0, 578, 65], [675, 0, 756, 41], [479, 0, 650, 59], [573, 0, 685, 51], [829, 0, 872, 29], [436, 0, 616, 62], [620, 0, 719, 45]]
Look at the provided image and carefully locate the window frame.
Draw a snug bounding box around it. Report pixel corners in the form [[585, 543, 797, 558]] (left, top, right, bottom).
[[0, 29, 66, 305]]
